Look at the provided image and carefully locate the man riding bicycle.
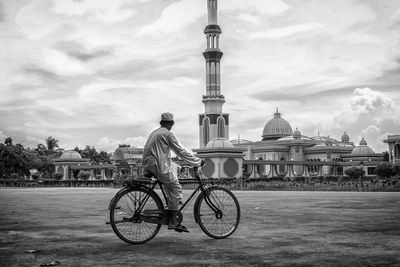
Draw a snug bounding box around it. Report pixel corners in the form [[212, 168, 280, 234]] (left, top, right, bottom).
[[142, 112, 204, 233]]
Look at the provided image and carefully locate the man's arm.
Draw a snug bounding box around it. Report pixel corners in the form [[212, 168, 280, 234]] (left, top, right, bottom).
[[167, 132, 202, 166]]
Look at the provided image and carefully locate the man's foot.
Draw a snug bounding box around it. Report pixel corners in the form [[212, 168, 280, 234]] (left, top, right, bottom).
[[168, 224, 189, 233]]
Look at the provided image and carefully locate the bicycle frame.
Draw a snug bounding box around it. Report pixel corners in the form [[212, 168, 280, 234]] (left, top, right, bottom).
[[109, 168, 241, 244], [132, 170, 222, 220]]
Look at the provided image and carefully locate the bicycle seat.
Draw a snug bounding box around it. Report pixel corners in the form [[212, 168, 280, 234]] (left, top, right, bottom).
[[123, 177, 155, 187], [143, 170, 155, 179]]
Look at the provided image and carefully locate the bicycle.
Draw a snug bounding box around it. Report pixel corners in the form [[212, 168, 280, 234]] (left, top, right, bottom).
[[108, 167, 240, 244]]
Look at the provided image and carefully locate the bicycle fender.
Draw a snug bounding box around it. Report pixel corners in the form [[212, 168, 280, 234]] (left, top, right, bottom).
[[107, 184, 145, 210]]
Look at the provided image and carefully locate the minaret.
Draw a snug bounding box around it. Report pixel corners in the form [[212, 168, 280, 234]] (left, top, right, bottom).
[[199, 0, 229, 148]]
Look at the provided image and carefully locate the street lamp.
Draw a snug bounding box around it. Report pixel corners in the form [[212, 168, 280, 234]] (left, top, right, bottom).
[[360, 161, 364, 191]]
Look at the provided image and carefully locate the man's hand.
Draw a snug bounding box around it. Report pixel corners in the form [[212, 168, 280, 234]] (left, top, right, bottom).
[[200, 159, 206, 167]]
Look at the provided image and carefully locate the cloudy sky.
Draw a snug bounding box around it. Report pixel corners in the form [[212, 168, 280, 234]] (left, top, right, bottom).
[[1, 0, 399, 153]]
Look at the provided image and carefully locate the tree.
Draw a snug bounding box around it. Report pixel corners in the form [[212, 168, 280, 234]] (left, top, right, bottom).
[[78, 170, 91, 180], [4, 137, 13, 146], [345, 167, 365, 180], [0, 142, 31, 178], [393, 164, 400, 177], [97, 151, 111, 164], [45, 136, 59, 155], [35, 144, 46, 156], [376, 163, 394, 179], [81, 145, 99, 164], [73, 146, 82, 154], [383, 151, 389, 162]]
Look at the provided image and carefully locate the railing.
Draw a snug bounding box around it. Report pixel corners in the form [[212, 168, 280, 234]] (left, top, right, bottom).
[[1, 177, 399, 192]]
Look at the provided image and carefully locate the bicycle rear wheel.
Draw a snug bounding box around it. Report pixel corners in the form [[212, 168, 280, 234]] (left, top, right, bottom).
[[195, 186, 240, 239], [110, 187, 163, 244]]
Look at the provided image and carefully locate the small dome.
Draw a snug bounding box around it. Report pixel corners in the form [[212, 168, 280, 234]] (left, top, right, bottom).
[[341, 131, 350, 142], [60, 150, 82, 160], [293, 128, 301, 139], [359, 137, 367, 146], [325, 135, 333, 146], [351, 137, 374, 154], [206, 138, 234, 149], [262, 108, 293, 141]]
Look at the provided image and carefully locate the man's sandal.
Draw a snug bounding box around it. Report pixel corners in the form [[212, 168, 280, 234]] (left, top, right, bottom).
[[168, 224, 189, 233]]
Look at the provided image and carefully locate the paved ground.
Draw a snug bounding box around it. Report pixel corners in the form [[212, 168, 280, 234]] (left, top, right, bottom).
[[0, 188, 399, 267]]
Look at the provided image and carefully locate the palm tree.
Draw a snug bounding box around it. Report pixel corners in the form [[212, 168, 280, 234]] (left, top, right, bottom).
[[45, 136, 59, 154], [45, 136, 58, 155]]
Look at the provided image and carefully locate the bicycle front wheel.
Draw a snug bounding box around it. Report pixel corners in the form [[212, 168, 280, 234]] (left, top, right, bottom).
[[110, 187, 163, 244], [195, 186, 240, 239]]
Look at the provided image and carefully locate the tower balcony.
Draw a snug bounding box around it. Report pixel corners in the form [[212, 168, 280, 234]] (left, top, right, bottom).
[[203, 50, 223, 60], [202, 95, 225, 103], [204, 24, 222, 34]]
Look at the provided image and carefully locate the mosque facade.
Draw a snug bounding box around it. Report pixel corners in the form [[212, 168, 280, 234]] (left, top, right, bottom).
[[54, 0, 395, 181], [196, 0, 386, 179], [228, 109, 384, 178]]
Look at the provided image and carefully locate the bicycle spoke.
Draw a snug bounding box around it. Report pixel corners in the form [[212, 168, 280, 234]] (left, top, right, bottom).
[[197, 187, 240, 239], [110, 187, 162, 244]]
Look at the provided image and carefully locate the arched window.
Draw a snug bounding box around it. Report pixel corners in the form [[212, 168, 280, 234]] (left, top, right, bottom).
[[217, 116, 225, 138], [203, 117, 210, 147]]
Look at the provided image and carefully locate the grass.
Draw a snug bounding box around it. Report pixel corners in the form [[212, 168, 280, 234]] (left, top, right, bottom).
[[0, 188, 399, 266]]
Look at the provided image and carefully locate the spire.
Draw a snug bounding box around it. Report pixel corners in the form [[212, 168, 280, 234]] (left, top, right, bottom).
[[360, 137, 367, 146], [199, 0, 229, 148], [274, 108, 281, 118]]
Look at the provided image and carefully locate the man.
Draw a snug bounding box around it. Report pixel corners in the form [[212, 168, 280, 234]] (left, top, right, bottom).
[[142, 112, 203, 233]]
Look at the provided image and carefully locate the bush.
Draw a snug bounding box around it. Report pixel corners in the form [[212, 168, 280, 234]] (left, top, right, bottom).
[[392, 164, 400, 176], [31, 173, 40, 180], [52, 173, 63, 180], [376, 163, 394, 179], [77, 171, 91, 180], [10, 173, 19, 179], [345, 167, 365, 180]]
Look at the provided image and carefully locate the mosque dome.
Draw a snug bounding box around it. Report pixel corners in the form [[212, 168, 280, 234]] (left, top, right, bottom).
[[293, 128, 301, 139], [206, 138, 234, 149], [60, 150, 82, 160], [351, 137, 374, 155], [262, 109, 293, 141], [341, 131, 350, 143]]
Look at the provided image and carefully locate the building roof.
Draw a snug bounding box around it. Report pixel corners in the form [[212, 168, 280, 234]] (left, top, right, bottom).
[[383, 135, 400, 143], [341, 131, 350, 142], [351, 137, 375, 155], [262, 109, 293, 141], [113, 146, 144, 161], [206, 138, 234, 149], [230, 138, 253, 145], [60, 150, 82, 160]]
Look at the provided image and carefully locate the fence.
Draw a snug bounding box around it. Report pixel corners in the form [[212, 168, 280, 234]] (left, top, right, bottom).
[[1, 177, 399, 192]]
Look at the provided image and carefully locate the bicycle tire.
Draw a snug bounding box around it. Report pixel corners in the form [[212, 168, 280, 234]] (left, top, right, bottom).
[[195, 186, 240, 239], [110, 186, 163, 244]]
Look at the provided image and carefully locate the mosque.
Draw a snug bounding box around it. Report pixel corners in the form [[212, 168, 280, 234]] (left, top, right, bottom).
[[194, 0, 386, 179], [54, 0, 397, 181]]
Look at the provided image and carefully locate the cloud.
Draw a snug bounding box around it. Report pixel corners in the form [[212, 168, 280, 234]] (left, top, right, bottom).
[[0, 1, 4, 22], [250, 23, 325, 39], [329, 88, 399, 151], [0, 130, 7, 142], [51, 0, 136, 22], [350, 88, 393, 114], [137, 0, 204, 36], [96, 136, 147, 152], [54, 41, 113, 62], [220, 0, 290, 15], [1, 0, 400, 156]]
